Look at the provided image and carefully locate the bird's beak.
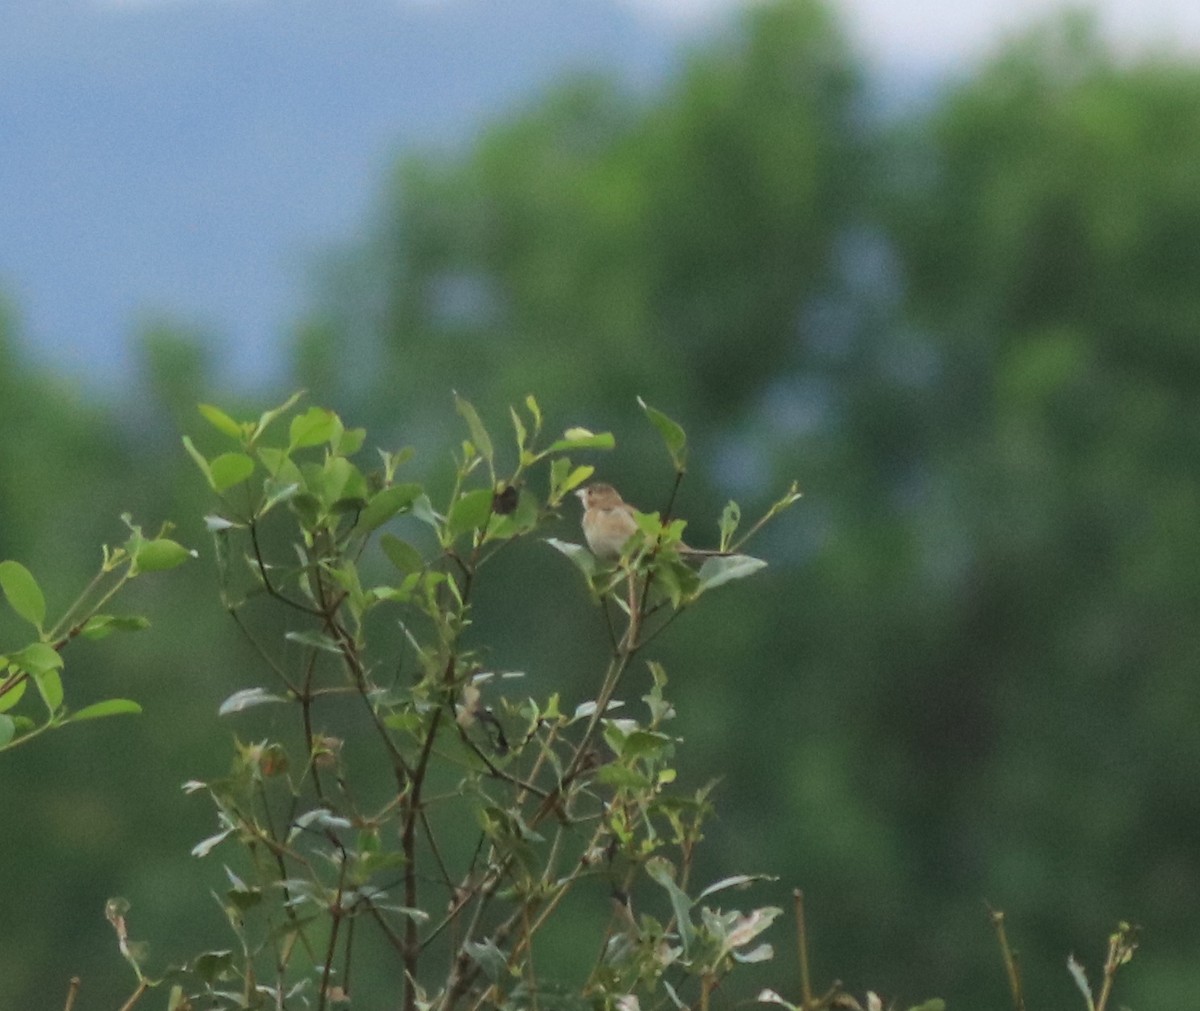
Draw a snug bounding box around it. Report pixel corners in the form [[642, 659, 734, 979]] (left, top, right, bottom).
[[574, 487, 588, 504]]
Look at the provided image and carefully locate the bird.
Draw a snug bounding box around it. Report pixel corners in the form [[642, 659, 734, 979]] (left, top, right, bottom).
[[575, 483, 641, 561], [575, 483, 720, 562]]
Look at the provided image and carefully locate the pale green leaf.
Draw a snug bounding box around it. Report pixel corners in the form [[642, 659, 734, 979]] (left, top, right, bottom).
[[80, 615, 151, 640], [447, 488, 495, 539], [524, 394, 542, 432], [285, 629, 343, 654], [1067, 955, 1094, 1010], [718, 500, 741, 549], [252, 391, 305, 441], [34, 669, 63, 712], [209, 452, 256, 492], [645, 857, 696, 954], [70, 699, 143, 722], [198, 403, 244, 440], [181, 435, 215, 488], [191, 827, 234, 858], [218, 687, 289, 716], [545, 429, 616, 454], [12, 642, 63, 675], [381, 534, 424, 575], [356, 483, 422, 535], [289, 406, 339, 449], [454, 392, 494, 469], [0, 560, 45, 629], [545, 538, 598, 579], [509, 406, 527, 452], [638, 397, 687, 470], [0, 676, 26, 713], [135, 539, 196, 573], [696, 554, 767, 591]]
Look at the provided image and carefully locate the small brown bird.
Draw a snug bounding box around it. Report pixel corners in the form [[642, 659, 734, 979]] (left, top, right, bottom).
[[575, 483, 718, 562], [575, 483, 641, 561]]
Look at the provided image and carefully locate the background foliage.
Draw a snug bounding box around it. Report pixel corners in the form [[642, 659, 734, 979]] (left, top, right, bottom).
[[2, 1, 1198, 1006]]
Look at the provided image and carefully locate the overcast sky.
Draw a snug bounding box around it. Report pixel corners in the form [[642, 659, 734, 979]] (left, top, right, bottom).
[[627, 0, 1200, 68], [8, 0, 1200, 389]]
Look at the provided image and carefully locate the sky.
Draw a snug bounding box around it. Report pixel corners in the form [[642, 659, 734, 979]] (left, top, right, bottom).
[[5, 0, 1200, 391], [630, 0, 1200, 65]]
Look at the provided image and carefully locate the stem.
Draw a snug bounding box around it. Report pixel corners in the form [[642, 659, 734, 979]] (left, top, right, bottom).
[[315, 861, 349, 1011], [989, 905, 1026, 1011], [249, 521, 322, 616], [48, 567, 112, 641], [62, 977, 81, 1011], [116, 980, 149, 1011], [402, 706, 443, 1011], [794, 890, 814, 1010]]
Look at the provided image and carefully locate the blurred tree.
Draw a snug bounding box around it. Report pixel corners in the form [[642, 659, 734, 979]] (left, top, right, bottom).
[[302, 0, 862, 439], [0, 313, 261, 1006], [6, 1, 1200, 1008], [298, 6, 1200, 1007], [862, 15, 1200, 1005]]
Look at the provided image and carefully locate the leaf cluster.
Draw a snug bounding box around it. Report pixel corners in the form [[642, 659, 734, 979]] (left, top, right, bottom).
[[0, 516, 192, 751], [111, 393, 801, 1011]]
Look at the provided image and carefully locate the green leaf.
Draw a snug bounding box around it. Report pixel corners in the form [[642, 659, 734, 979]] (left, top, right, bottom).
[[0, 714, 14, 748], [638, 397, 687, 471], [309, 455, 366, 510], [198, 403, 244, 440], [70, 699, 143, 722], [596, 764, 653, 790], [338, 427, 367, 455], [1067, 954, 1094, 1009], [258, 478, 301, 517], [454, 392, 494, 470], [696, 554, 767, 591], [356, 483, 422, 535], [218, 687, 289, 716], [135, 539, 196, 573], [447, 488, 495, 540], [284, 629, 343, 654], [0, 560, 45, 629], [411, 494, 441, 529], [289, 406, 339, 450], [181, 435, 214, 488], [190, 949, 236, 983], [545, 429, 616, 454], [696, 874, 775, 902], [524, 394, 542, 433], [252, 391, 305, 442], [209, 452, 256, 492], [381, 534, 424, 575], [12, 642, 63, 675], [905, 1001, 946, 1011], [80, 615, 151, 640], [191, 828, 235, 859], [617, 729, 674, 760], [718, 500, 741, 550], [545, 538, 598, 579], [645, 857, 696, 955], [34, 669, 63, 713], [548, 458, 595, 505], [0, 676, 26, 713], [509, 406, 527, 453]]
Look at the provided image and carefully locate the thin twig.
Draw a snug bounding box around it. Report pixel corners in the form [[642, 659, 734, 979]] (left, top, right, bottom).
[[795, 890, 814, 1010], [988, 905, 1026, 1011], [62, 977, 81, 1011], [116, 980, 149, 1011]]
